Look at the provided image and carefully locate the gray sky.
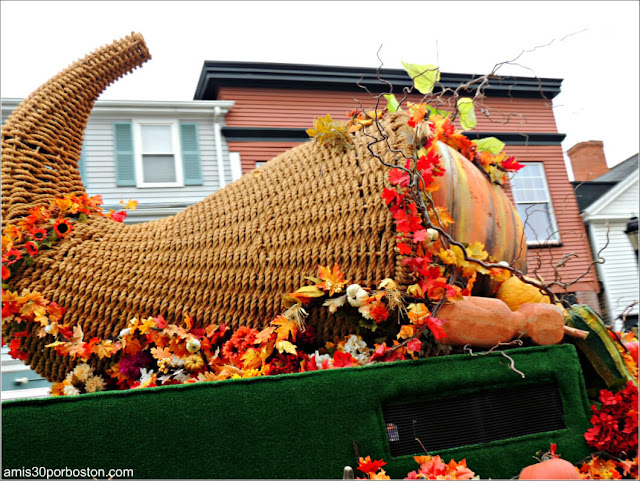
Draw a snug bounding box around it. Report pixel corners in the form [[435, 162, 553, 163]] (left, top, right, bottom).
[[1, 1, 638, 173]]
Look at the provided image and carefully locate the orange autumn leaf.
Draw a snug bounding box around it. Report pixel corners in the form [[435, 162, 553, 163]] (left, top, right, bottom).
[[271, 315, 299, 342], [123, 337, 143, 355], [397, 324, 416, 340], [94, 340, 116, 359], [254, 326, 276, 345], [316, 263, 346, 296], [150, 346, 172, 360]]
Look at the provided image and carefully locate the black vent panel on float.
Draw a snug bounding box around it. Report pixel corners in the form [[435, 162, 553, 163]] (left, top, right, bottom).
[[383, 383, 565, 457]]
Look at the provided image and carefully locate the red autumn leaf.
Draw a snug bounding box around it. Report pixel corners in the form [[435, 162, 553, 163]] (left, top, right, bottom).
[[407, 338, 422, 352], [333, 350, 356, 368], [388, 168, 410, 187], [397, 242, 412, 255], [427, 316, 447, 341], [381, 188, 399, 205], [154, 315, 168, 330], [412, 229, 429, 243], [108, 209, 127, 223], [358, 456, 387, 474], [501, 156, 524, 172]]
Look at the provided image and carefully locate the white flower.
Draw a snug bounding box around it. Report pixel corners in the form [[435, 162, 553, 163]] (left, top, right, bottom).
[[343, 335, 369, 355], [63, 384, 80, 396], [44, 323, 55, 334], [323, 294, 347, 313], [496, 261, 511, 268], [313, 351, 332, 369], [186, 338, 201, 353], [119, 328, 131, 337], [139, 368, 154, 384], [346, 284, 369, 307]]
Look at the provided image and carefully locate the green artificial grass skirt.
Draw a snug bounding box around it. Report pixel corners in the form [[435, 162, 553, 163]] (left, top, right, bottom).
[[2, 344, 591, 479]]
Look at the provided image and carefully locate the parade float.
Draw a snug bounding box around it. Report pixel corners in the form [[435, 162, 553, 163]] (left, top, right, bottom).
[[2, 33, 637, 479]]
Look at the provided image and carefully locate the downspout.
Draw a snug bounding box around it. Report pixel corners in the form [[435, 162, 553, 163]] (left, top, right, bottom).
[[214, 106, 226, 190]]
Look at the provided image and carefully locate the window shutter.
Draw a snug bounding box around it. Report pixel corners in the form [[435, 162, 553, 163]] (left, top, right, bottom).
[[113, 122, 136, 187], [78, 145, 87, 183], [180, 123, 203, 186]]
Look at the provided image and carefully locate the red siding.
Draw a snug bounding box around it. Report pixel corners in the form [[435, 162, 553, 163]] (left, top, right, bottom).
[[228, 141, 304, 174], [219, 87, 559, 133], [504, 145, 599, 293], [221, 86, 597, 295]]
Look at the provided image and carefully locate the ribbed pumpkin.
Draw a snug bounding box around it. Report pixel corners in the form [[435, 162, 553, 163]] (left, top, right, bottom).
[[496, 275, 551, 311], [431, 142, 527, 272], [518, 458, 580, 479]]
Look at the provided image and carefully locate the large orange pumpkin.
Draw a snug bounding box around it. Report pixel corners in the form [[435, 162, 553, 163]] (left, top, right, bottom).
[[518, 458, 580, 479], [431, 142, 527, 272]]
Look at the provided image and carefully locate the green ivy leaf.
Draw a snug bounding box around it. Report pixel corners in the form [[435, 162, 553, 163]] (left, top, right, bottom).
[[384, 94, 401, 113], [401, 62, 440, 94], [457, 97, 477, 131], [25, 257, 35, 267], [473, 137, 505, 154], [78, 213, 88, 224]]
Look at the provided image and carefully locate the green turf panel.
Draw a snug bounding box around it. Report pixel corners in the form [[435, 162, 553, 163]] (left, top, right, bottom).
[[2, 344, 592, 479]]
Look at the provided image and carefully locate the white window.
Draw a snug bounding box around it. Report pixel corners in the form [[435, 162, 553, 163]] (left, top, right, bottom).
[[509, 162, 561, 245], [134, 120, 184, 187]]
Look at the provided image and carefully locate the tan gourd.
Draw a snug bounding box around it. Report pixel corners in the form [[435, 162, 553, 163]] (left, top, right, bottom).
[[437, 296, 566, 348], [496, 276, 550, 311]]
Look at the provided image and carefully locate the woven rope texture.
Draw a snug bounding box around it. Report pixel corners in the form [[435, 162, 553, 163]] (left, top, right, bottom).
[[1, 32, 151, 226], [2, 34, 524, 382]]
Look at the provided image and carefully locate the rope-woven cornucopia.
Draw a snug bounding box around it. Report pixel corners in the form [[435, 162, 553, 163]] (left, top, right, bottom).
[[2, 33, 527, 382]]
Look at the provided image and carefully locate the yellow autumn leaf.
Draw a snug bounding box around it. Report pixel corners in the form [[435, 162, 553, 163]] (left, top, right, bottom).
[[295, 285, 325, 297], [120, 199, 138, 210], [438, 248, 457, 265], [241, 348, 263, 370], [275, 340, 297, 355], [466, 241, 489, 261]]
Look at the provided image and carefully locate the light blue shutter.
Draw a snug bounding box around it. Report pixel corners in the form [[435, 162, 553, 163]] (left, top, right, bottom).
[[78, 145, 87, 183], [113, 122, 136, 187], [180, 123, 203, 186]]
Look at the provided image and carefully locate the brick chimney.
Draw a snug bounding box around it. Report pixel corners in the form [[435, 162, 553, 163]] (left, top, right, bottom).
[[567, 141, 610, 181]]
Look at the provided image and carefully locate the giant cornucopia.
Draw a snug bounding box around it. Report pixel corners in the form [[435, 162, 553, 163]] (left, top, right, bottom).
[[2, 33, 637, 479]]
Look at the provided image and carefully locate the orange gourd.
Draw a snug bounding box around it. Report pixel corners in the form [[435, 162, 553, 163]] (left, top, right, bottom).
[[438, 296, 565, 348], [518, 458, 580, 479]]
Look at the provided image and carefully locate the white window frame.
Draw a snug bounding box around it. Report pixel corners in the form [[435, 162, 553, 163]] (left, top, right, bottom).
[[510, 162, 561, 246], [133, 118, 184, 188]]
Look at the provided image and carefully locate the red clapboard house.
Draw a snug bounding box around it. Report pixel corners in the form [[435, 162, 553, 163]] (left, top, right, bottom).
[[193, 62, 601, 311]]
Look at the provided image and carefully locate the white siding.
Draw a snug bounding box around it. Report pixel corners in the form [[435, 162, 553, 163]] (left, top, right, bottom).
[[603, 181, 639, 217], [589, 221, 639, 324], [83, 116, 224, 208]]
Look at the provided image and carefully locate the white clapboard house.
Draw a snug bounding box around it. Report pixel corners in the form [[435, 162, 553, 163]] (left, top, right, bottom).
[[574, 154, 639, 330], [1, 98, 240, 398]]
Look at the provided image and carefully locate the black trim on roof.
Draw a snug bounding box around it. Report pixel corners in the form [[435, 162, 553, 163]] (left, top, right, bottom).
[[222, 126, 565, 145], [194, 61, 563, 101]]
